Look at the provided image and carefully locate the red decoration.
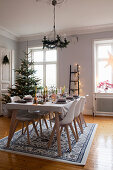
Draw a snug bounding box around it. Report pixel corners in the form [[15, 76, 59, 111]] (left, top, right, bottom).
[[97, 80, 113, 90]]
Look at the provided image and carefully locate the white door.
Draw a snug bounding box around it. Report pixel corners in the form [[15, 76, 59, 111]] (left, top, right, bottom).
[[0, 47, 14, 115]]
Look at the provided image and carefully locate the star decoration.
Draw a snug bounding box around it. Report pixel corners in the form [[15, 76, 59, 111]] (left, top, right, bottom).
[[104, 52, 113, 68]]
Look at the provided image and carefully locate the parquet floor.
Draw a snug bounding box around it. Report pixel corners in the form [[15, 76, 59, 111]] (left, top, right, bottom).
[[0, 115, 113, 170]]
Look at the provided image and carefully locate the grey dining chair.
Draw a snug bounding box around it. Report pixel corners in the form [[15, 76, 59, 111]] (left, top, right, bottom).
[[73, 98, 84, 140], [13, 110, 40, 144], [79, 96, 87, 127]]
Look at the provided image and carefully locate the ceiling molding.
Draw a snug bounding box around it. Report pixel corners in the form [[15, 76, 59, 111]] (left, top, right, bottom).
[[1, 23, 113, 42], [18, 33, 44, 42], [0, 26, 18, 41], [66, 23, 113, 36], [17, 23, 113, 42]]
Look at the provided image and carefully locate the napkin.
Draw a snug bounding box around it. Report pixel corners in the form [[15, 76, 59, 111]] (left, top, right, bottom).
[[73, 95, 79, 99], [56, 98, 66, 104], [66, 96, 74, 100], [23, 95, 32, 102], [15, 100, 26, 103], [11, 96, 21, 102]]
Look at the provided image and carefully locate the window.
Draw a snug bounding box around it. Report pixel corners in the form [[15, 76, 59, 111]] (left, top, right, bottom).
[[94, 40, 113, 92], [29, 47, 57, 87]]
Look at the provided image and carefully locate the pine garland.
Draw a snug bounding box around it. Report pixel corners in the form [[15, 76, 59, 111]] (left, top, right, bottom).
[[2, 55, 9, 65]]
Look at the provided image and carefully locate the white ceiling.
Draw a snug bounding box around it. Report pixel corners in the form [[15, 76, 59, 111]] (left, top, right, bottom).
[[0, 0, 113, 40]]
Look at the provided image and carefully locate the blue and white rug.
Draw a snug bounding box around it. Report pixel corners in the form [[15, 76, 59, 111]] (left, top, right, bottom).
[[0, 122, 97, 165]]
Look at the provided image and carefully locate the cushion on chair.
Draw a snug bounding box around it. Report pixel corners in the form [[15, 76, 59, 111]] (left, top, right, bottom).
[[16, 109, 50, 122], [29, 110, 49, 116], [16, 110, 40, 121]]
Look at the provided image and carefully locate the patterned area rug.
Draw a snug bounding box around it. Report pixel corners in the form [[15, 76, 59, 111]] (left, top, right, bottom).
[[0, 122, 97, 165]]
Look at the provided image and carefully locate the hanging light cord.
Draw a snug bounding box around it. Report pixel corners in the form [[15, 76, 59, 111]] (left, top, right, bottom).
[[53, 1, 56, 40]]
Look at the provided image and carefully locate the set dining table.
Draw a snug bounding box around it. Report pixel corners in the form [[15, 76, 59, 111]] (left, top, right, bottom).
[[6, 100, 76, 156]]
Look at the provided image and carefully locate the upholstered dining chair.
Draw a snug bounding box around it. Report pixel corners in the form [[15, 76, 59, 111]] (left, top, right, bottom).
[[13, 110, 40, 144], [73, 98, 83, 140], [30, 110, 51, 135], [79, 96, 87, 127], [48, 100, 78, 152], [11, 96, 50, 139], [14, 109, 52, 144]]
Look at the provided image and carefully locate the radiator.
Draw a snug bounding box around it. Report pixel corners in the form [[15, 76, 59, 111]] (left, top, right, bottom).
[[93, 93, 113, 116]]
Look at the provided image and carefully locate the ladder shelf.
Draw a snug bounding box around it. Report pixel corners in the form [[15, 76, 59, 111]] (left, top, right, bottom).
[[69, 64, 80, 96]]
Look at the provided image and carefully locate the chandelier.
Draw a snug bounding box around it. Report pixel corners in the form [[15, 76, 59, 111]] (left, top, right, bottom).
[[42, 0, 70, 49]]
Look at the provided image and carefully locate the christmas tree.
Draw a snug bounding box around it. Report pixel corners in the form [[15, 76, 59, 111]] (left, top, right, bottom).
[[8, 51, 40, 98]]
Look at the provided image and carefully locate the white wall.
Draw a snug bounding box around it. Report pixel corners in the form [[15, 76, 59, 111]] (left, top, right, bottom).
[[18, 30, 113, 115]]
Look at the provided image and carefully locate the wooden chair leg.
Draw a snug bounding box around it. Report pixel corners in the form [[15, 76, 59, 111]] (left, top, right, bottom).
[[65, 125, 72, 151], [49, 112, 52, 128], [22, 122, 24, 134], [78, 115, 82, 127], [48, 124, 56, 148], [7, 111, 17, 147], [60, 126, 63, 135], [12, 120, 19, 135], [69, 123, 77, 141], [55, 112, 62, 156], [76, 117, 83, 134], [32, 120, 39, 137], [80, 113, 87, 127], [35, 120, 39, 127], [23, 124, 27, 134], [26, 121, 30, 144], [39, 119, 43, 135], [73, 119, 79, 140], [30, 120, 38, 132], [78, 115, 84, 132], [43, 117, 49, 129]]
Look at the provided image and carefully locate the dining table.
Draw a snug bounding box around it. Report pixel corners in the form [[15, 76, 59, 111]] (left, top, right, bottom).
[[6, 101, 73, 156]]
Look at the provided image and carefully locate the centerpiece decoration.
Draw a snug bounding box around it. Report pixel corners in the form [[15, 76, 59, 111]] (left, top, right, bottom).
[[60, 86, 65, 96], [33, 86, 38, 104]]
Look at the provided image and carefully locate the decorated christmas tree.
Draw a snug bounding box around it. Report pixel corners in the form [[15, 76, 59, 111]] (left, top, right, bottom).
[[8, 51, 40, 98]]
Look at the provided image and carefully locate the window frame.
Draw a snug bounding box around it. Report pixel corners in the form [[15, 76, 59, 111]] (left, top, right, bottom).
[[29, 47, 58, 87], [94, 39, 113, 92]]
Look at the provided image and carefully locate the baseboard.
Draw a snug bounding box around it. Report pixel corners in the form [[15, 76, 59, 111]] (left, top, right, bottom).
[[83, 109, 113, 117], [94, 113, 113, 117]]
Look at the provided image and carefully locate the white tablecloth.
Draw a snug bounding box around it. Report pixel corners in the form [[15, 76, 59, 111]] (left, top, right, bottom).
[[6, 100, 78, 119]]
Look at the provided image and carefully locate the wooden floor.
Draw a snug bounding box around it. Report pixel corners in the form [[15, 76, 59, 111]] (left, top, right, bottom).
[[0, 115, 113, 170]]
